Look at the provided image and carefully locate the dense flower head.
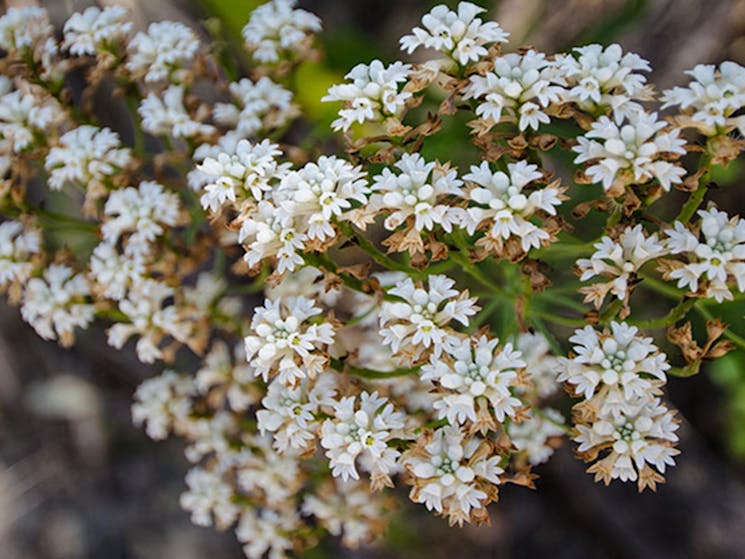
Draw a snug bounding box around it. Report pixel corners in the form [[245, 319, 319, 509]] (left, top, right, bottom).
[[45, 125, 131, 193], [379, 274, 478, 360], [463, 160, 563, 254], [132, 370, 196, 440], [62, 6, 132, 57], [126, 21, 200, 83], [466, 50, 565, 131], [0, 87, 64, 152], [577, 224, 668, 309], [213, 77, 296, 138], [241, 0, 321, 63], [0, 6, 52, 53], [556, 43, 651, 122], [277, 155, 369, 242], [244, 295, 336, 385], [139, 85, 216, 139], [88, 241, 145, 301], [404, 425, 504, 526], [575, 395, 679, 491], [508, 408, 566, 465], [559, 322, 669, 405], [199, 139, 286, 212], [662, 61, 745, 135], [321, 391, 405, 488], [665, 208, 745, 302], [573, 111, 686, 193], [421, 335, 525, 429], [102, 180, 181, 257], [0, 220, 40, 291], [239, 199, 306, 273], [370, 153, 464, 233], [323, 60, 413, 132], [400, 2, 508, 66], [21, 264, 94, 346]]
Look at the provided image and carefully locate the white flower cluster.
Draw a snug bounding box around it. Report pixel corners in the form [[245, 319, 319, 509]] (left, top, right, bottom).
[[0, 86, 64, 153], [464, 160, 563, 254], [0, 220, 40, 295], [241, 0, 321, 63], [421, 335, 524, 430], [323, 60, 413, 132], [321, 391, 405, 488], [21, 264, 94, 346], [662, 61, 745, 135], [214, 77, 296, 138], [379, 274, 478, 360], [400, 2, 508, 66], [466, 50, 565, 131], [559, 322, 679, 489], [139, 85, 216, 139], [0, 6, 51, 53], [556, 43, 652, 122], [665, 208, 745, 302], [45, 125, 131, 194], [126, 21, 200, 83], [404, 425, 504, 526], [62, 6, 132, 57], [244, 296, 336, 385], [370, 153, 464, 234], [577, 224, 668, 309], [573, 111, 686, 193]]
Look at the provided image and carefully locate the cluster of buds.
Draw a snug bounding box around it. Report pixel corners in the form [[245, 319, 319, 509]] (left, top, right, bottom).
[[1, 1, 744, 557]]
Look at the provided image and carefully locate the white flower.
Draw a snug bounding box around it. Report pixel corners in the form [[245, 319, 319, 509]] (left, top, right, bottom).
[[573, 111, 686, 192], [132, 370, 196, 440], [62, 6, 132, 56], [257, 375, 336, 452], [107, 279, 192, 363], [45, 125, 131, 192], [88, 241, 145, 301], [234, 437, 304, 506], [302, 479, 387, 548], [242, 0, 321, 63], [514, 332, 561, 399], [665, 208, 745, 302], [508, 408, 566, 465], [421, 335, 524, 427], [370, 153, 464, 233], [102, 180, 181, 257], [558, 322, 669, 407], [21, 264, 94, 346], [199, 139, 286, 212], [180, 467, 239, 529], [466, 50, 565, 131], [139, 85, 216, 139], [194, 340, 257, 412], [235, 506, 300, 559], [463, 160, 562, 253], [556, 43, 651, 122], [213, 77, 296, 137], [662, 61, 745, 135], [379, 274, 477, 359], [0, 6, 52, 53], [0, 89, 64, 152], [278, 156, 369, 242], [400, 2, 508, 66], [320, 391, 405, 486], [0, 220, 40, 290], [239, 200, 305, 274], [322, 60, 412, 132], [577, 225, 668, 308], [126, 21, 199, 83], [244, 296, 336, 385], [575, 395, 679, 489], [404, 425, 503, 526]]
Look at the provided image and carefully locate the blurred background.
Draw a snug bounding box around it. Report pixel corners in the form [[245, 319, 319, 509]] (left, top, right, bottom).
[[2, 0, 745, 558]]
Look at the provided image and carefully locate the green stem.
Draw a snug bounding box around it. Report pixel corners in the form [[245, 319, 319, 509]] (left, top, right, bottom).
[[694, 304, 745, 351], [630, 298, 696, 329], [329, 357, 419, 379], [676, 154, 712, 223], [335, 221, 422, 278]]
